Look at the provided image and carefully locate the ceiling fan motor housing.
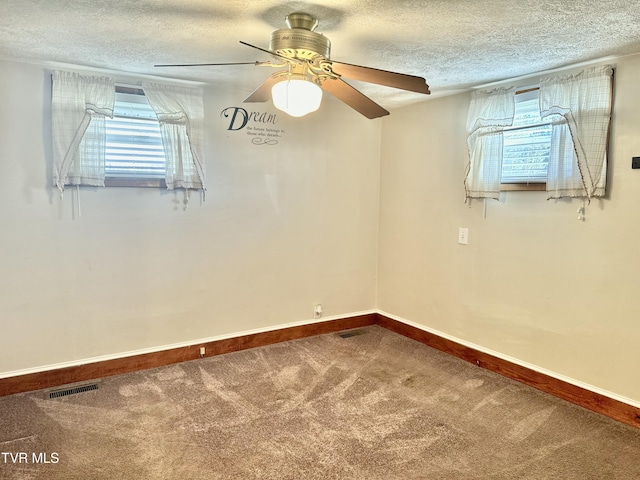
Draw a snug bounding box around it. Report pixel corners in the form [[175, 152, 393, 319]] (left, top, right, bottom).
[[269, 13, 331, 61]]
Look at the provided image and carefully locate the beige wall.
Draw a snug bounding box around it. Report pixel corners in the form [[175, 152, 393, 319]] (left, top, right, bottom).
[[0, 59, 380, 374], [378, 54, 640, 403], [3, 53, 640, 406]]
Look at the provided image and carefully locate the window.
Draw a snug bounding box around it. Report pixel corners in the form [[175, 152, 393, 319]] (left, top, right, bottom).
[[500, 89, 552, 190], [52, 70, 205, 196], [465, 65, 612, 201], [104, 87, 167, 187]]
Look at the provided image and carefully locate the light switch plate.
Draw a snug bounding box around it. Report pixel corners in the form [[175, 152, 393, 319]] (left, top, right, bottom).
[[458, 227, 469, 245]]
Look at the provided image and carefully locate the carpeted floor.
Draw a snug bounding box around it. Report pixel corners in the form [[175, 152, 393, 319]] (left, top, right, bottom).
[[1, 325, 640, 479]]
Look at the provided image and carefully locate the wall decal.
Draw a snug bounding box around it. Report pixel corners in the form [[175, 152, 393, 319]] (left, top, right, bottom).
[[221, 107, 284, 145]]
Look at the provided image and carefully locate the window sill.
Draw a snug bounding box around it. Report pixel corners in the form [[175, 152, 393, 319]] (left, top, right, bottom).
[[104, 177, 167, 188], [500, 183, 546, 192]]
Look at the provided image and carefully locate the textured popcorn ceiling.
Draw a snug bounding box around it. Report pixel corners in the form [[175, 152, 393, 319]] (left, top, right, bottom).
[[1, 0, 639, 109]]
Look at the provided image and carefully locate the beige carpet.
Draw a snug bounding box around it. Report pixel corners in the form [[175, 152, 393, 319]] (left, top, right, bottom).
[[1, 325, 639, 479]]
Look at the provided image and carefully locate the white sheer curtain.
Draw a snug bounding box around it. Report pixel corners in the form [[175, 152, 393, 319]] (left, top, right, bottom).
[[51, 71, 115, 194], [141, 83, 205, 191], [464, 87, 516, 200], [540, 65, 613, 199]]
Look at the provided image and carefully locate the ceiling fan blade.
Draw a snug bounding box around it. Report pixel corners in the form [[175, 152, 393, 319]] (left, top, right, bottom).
[[329, 60, 430, 95], [239, 41, 300, 64], [155, 62, 259, 67], [244, 74, 283, 103], [320, 78, 389, 119]]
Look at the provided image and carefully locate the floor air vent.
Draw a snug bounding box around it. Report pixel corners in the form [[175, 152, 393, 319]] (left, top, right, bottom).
[[48, 383, 99, 399], [338, 329, 368, 338]]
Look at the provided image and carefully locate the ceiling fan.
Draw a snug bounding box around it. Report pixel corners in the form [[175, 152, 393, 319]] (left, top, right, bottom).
[[156, 12, 430, 119]]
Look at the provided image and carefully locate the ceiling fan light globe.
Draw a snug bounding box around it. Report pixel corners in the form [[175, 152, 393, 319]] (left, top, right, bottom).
[[271, 78, 322, 117]]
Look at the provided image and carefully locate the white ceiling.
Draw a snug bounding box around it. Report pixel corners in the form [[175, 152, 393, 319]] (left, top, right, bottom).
[[2, 0, 640, 109]]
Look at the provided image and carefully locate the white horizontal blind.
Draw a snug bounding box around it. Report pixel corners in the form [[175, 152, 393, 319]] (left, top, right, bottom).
[[105, 91, 166, 179], [501, 91, 552, 183]]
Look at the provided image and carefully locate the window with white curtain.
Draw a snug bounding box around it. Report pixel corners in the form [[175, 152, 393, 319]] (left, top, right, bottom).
[[465, 65, 613, 201], [540, 65, 613, 199], [51, 70, 205, 193], [141, 82, 206, 191], [51, 71, 115, 195], [464, 86, 515, 200]]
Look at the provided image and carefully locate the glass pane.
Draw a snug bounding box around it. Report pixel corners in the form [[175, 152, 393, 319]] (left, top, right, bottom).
[[501, 95, 552, 183], [105, 93, 166, 179]]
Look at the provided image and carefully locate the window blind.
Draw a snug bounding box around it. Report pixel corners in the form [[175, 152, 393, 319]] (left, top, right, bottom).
[[105, 91, 166, 179], [501, 94, 552, 183]]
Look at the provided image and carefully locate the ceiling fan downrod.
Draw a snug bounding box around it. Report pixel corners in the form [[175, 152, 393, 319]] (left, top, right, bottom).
[[285, 12, 318, 31]]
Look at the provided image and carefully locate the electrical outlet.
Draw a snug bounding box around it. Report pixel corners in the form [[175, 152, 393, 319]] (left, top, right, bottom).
[[314, 304, 323, 319], [199, 347, 205, 357]]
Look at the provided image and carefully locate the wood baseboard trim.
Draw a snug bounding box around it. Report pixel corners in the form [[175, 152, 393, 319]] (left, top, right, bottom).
[[375, 313, 640, 429], [3, 311, 638, 429], [0, 313, 377, 397]]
